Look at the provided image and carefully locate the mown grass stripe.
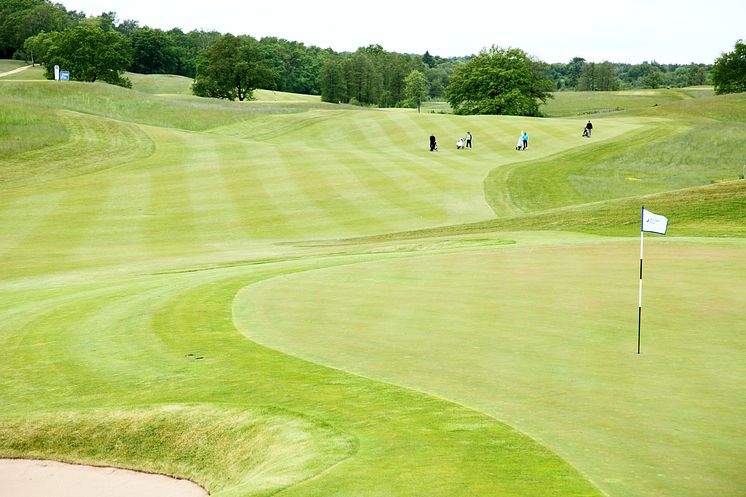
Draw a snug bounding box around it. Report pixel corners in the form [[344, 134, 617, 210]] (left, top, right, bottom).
[[275, 145, 387, 235], [236, 144, 307, 240], [323, 148, 442, 228]]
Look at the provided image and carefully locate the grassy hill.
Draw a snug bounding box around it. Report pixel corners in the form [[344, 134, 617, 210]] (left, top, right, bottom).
[[0, 73, 743, 497], [539, 87, 715, 117]]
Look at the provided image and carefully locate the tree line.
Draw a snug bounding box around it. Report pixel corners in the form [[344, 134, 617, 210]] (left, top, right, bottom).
[[3, 0, 743, 113], [547, 58, 712, 91]]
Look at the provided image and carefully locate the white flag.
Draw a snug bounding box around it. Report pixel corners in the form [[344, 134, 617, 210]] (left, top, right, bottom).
[[641, 208, 668, 235]]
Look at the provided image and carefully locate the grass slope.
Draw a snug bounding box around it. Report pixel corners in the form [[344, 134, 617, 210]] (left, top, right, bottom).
[[0, 76, 743, 497], [0, 405, 353, 496], [0, 62, 45, 80], [539, 87, 715, 117], [0, 60, 26, 73]]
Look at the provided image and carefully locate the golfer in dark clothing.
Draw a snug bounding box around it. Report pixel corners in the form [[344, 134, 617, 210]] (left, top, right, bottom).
[[429, 135, 438, 151], [465, 131, 472, 148], [585, 121, 593, 137]]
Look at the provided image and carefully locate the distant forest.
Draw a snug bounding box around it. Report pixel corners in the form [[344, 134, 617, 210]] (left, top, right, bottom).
[[2, 0, 713, 106]]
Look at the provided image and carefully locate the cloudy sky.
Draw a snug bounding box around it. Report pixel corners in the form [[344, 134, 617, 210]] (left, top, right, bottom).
[[61, 0, 744, 63]]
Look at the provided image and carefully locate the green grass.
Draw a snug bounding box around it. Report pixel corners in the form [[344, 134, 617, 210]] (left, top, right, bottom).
[[0, 98, 69, 159], [125, 73, 322, 103], [539, 87, 715, 117], [253, 88, 322, 103], [0, 266, 602, 497], [0, 79, 743, 497], [0, 59, 25, 73], [421, 98, 453, 113], [127, 72, 195, 95], [0, 81, 334, 132], [0, 61, 46, 80], [236, 234, 746, 497], [0, 405, 354, 496]]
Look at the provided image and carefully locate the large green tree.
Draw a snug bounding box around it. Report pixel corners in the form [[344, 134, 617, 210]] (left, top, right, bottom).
[[0, 0, 79, 58], [22, 30, 55, 65], [162, 28, 222, 78], [44, 25, 132, 87], [259, 37, 326, 95], [192, 34, 277, 101], [712, 40, 746, 95], [578, 61, 619, 91], [320, 45, 425, 107], [404, 69, 429, 112], [130, 27, 177, 74], [320, 55, 347, 103], [344, 47, 383, 105], [445, 46, 553, 116]]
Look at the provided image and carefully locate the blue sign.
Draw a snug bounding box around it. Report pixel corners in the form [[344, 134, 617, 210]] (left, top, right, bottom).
[[60, 71, 70, 81]]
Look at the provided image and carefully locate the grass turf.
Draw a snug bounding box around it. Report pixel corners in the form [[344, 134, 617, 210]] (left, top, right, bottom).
[[236, 234, 745, 497], [0, 71, 743, 497]]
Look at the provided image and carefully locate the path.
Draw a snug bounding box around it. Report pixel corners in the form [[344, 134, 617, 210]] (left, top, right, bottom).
[[0, 64, 32, 78]]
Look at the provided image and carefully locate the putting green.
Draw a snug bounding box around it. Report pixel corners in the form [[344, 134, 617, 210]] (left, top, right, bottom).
[[235, 233, 746, 497]]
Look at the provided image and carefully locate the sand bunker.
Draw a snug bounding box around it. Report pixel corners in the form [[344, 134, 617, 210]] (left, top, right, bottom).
[[0, 459, 207, 497]]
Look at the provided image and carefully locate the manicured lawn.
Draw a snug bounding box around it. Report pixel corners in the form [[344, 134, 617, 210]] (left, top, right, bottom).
[[236, 233, 745, 497], [0, 77, 743, 497]]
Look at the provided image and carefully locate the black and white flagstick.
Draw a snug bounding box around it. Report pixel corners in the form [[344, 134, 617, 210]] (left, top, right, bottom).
[[637, 206, 668, 354], [638, 210, 645, 355]]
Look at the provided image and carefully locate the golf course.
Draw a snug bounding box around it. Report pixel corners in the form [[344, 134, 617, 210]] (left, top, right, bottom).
[[1, 61, 744, 497]]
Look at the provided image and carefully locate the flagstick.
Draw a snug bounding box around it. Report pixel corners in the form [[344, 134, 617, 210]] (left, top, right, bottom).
[[638, 205, 668, 354], [638, 228, 644, 354]]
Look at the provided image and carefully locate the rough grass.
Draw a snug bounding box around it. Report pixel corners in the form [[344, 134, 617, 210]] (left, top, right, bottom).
[[347, 179, 746, 245], [0, 62, 46, 80], [0, 98, 69, 158], [489, 93, 746, 216], [0, 60, 25, 73], [0, 81, 331, 132], [127, 72, 194, 95], [0, 110, 153, 188], [539, 87, 715, 117], [125, 73, 323, 103], [0, 405, 354, 496]]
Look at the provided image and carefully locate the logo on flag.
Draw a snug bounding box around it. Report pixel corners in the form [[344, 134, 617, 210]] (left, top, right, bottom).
[[641, 208, 668, 235]]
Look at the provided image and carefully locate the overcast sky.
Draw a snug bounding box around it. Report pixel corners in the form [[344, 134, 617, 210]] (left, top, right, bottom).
[[61, 0, 744, 64]]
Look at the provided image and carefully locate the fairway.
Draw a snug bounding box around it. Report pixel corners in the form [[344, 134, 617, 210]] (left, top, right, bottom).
[[1, 75, 744, 497]]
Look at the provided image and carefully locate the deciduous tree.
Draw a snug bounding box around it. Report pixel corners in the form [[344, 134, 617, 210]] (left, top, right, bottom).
[[130, 27, 177, 74], [192, 34, 277, 101], [404, 69, 429, 112], [445, 46, 553, 116], [23, 30, 55, 65], [44, 25, 132, 87], [712, 40, 746, 95], [320, 55, 347, 103], [0, 0, 76, 58], [422, 50, 435, 68]]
